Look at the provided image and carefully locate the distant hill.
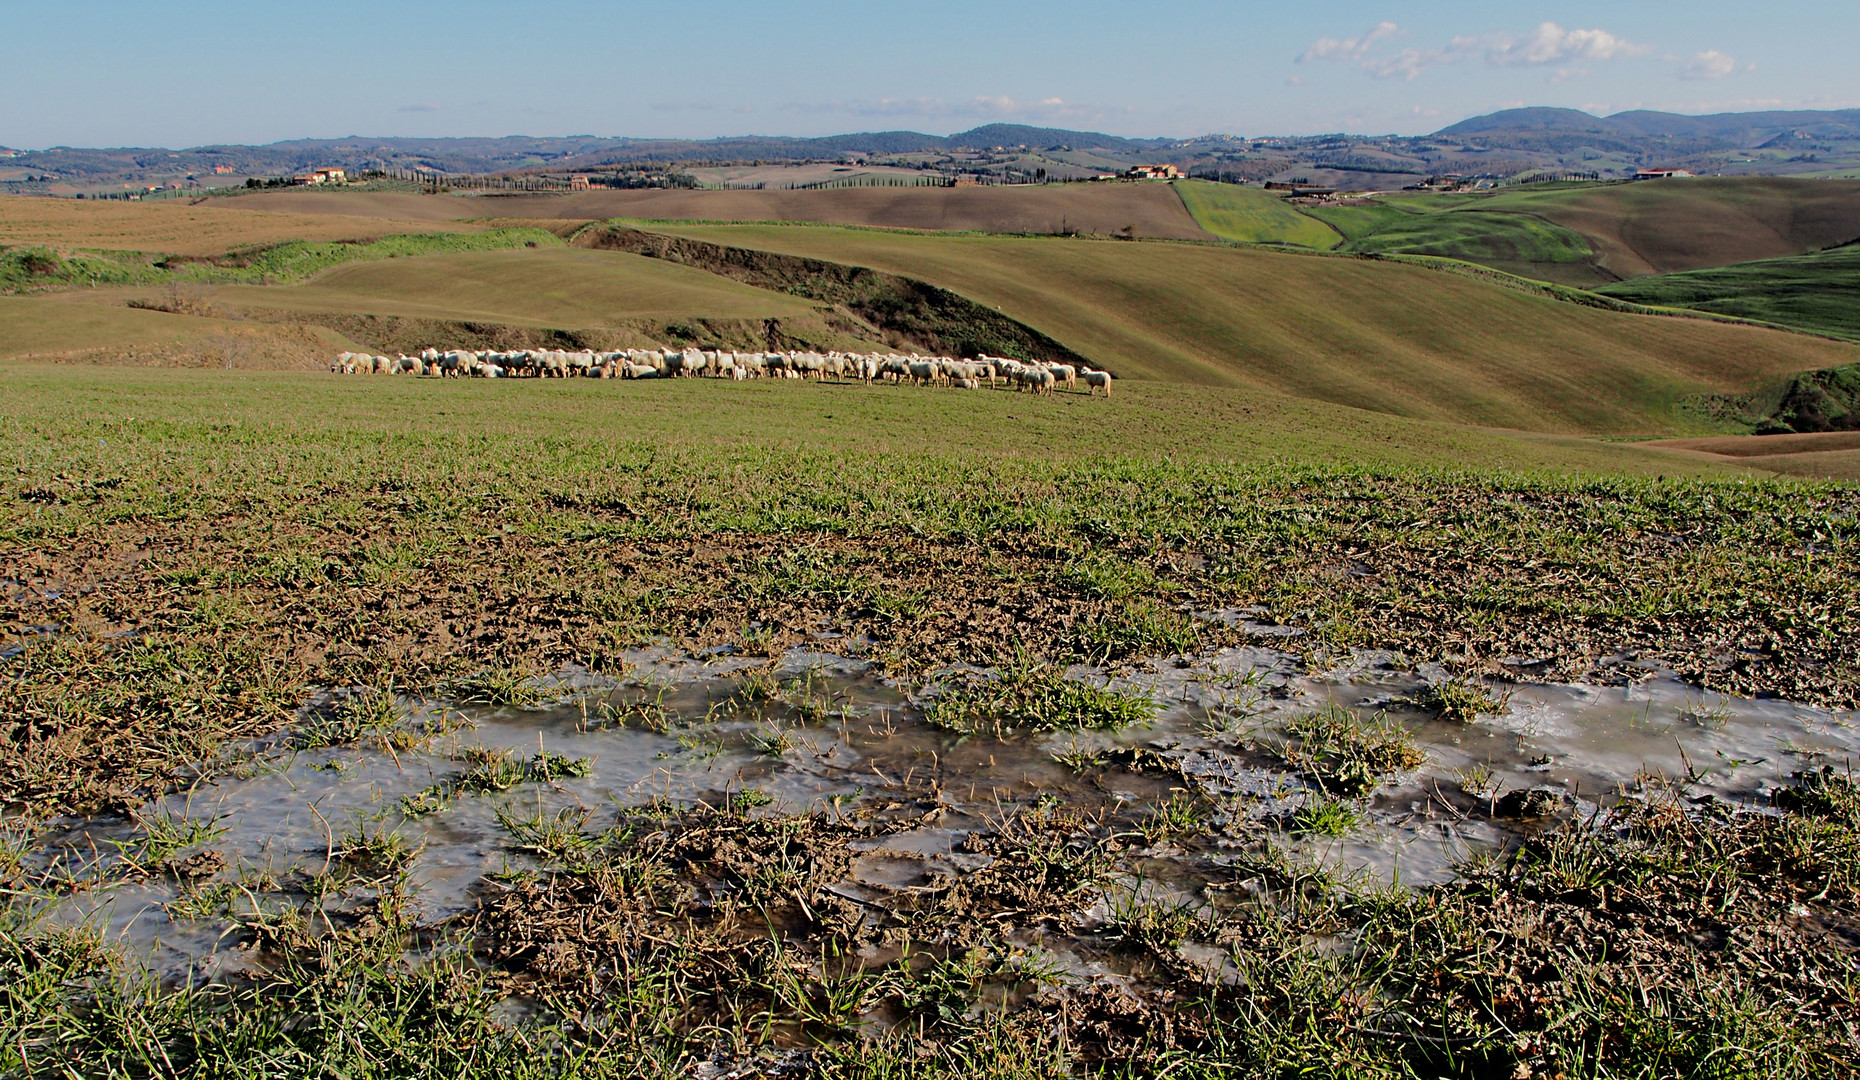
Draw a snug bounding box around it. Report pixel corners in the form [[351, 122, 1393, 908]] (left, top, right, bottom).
[[1436, 107, 1860, 153], [10, 107, 1860, 196], [3, 125, 1166, 189]]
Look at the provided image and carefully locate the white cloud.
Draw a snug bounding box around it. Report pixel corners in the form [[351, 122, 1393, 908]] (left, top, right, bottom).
[[1299, 20, 1646, 81], [1484, 23, 1648, 67], [1679, 50, 1738, 81], [1361, 48, 1455, 81], [1298, 21, 1399, 64]]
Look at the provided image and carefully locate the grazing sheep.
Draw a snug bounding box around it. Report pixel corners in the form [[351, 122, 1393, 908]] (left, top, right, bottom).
[[328, 346, 1113, 406]]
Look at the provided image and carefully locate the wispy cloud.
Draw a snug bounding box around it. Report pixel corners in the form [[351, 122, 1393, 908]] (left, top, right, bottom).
[[1298, 21, 1399, 64], [1679, 50, 1738, 81], [1300, 21, 1647, 81], [398, 103, 441, 113]]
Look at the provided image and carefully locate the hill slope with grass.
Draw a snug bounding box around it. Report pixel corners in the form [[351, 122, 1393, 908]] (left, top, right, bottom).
[[1307, 178, 1860, 286], [1595, 242, 1860, 342], [644, 223, 1860, 434], [1171, 180, 1340, 248]]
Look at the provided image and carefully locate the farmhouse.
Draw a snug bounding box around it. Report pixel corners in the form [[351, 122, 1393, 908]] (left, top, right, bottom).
[[569, 175, 591, 190], [1634, 168, 1695, 180], [1124, 164, 1180, 180], [291, 167, 348, 185]]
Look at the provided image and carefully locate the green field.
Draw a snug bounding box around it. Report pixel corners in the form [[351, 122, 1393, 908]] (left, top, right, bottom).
[[1170, 179, 1341, 248], [1323, 205, 1599, 280], [1309, 178, 1860, 286], [4, 361, 1858, 1077], [642, 222, 1860, 434], [215, 246, 839, 327], [1597, 242, 1860, 342]]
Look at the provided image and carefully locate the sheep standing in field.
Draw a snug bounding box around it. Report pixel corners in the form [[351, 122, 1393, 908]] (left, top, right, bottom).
[[325, 345, 1116, 404]]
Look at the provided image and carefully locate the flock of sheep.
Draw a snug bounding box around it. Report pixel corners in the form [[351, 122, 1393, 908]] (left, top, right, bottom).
[[329, 347, 1114, 395]]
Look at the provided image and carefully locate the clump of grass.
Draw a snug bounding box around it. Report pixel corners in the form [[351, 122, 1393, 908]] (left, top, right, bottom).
[[1136, 794, 1209, 846], [926, 659, 1157, 736], [597, 687, 676, 733], [1290, 794, 1364, 837], [1275, 705, 1426, 795], [455, 746, 530, 794], [297, 687, 400, 750], [495, 803, 598, 864], [113, 807, 228, 874], [745, 724, 795, 757], [332, 816, 418, 876], [1417, 678, 1512, 722], [729, 788, 775, 813], [1069, 600, 1200, 664], [451, 668, 549, 708], [1062, 552, 1158, 602], [400, 785, 452, 819], [1774, 767, 1860, 826], [528, 750, 593, 781], [735, 671, 782, 704], [1455, 762, 1501, 800]]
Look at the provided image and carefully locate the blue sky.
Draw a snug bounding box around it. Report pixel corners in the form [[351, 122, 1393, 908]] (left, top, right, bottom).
[[4, 0, 1856, 148]]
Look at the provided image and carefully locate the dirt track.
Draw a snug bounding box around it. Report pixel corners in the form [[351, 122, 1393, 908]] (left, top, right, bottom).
[[217, 183, 1217, 240]]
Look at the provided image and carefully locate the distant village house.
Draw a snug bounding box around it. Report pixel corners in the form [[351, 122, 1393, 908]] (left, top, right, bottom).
[[1124, 164, 1180, 180], [291, 167, 348, 186], [1634, 168, 1694, 180], [569, 175, 591, 190]]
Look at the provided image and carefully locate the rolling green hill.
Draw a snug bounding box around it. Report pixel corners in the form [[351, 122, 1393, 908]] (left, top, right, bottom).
[[1596, 243, 1860, 342], [1305, 178, 1860, 287], [640, 222, 1860, 435], [1171, 180, 1341, 248]]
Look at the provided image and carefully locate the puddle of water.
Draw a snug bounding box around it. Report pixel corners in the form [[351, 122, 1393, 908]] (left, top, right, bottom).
[[14, 642, 1857, 987]]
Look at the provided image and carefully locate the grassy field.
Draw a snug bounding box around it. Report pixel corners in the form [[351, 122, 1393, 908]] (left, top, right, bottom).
[[645, 222, 1860, 434], [3, 362, 1857, 1077], [1596, 242, 1860, 341], [1170, 180, 1341, 248], [8, 193, 1860, 438], [212, 246, 839, 327], [1325, 206, 1599, 281]]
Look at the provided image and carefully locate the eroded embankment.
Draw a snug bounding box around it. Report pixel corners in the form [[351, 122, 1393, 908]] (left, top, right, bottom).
[[7, 645, 1858, 1075], [571, 225, 1093, 367]]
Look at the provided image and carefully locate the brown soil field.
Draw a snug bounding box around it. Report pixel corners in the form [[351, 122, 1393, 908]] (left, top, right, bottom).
[[217, 183, 1218, 239], [1643, 430, 1860, 480], [0, 197, 481, 255], [1527, 178, 1860, 279]]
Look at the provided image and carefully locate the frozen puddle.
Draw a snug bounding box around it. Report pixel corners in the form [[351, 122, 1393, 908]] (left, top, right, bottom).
[[17, 643, 1857, 983]]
